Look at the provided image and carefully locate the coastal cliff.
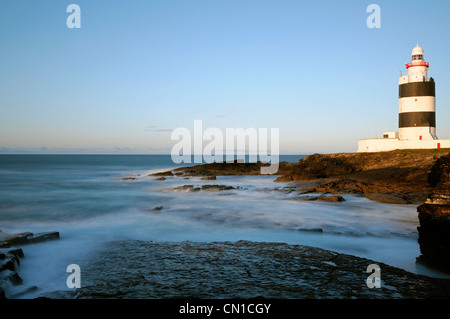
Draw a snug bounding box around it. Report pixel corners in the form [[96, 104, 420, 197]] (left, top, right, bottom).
[[276, 149, 450, 204], [417, 154, 450, 270]]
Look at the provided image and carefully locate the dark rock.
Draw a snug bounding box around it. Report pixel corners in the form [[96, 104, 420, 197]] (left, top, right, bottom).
[[152, 206, 164, 211], [154, 176, 166, 181], [171, 185, 240, 192], [0, 230, 59, 298], [66, 240, 450, 299], [117, 177, 137, 181], [151, 171, 175, 177], [302, 195, 345, 202], [0, 258, 17, 272], [0, 242, 9, 248], [8, 286, 38, 299], [1, 232, 33, 246], [0, 231, 59, 247], [297, 228, 323, 233], [365, 193, 409, 205], [417, 153, 450, 271], [149, 149, 450, 204], [27, 232, 60, 244], [7, 249, 24, 258], [0, 269, 23, 285], [200, 176, 216, 180], [150, 161, 294, 177]]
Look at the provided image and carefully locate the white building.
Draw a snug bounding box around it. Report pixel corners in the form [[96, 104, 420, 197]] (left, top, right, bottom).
[[358, 45, 450, 152]]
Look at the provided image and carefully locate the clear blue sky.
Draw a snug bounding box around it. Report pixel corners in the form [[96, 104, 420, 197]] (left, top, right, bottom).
[[1, 0, 449, 154]]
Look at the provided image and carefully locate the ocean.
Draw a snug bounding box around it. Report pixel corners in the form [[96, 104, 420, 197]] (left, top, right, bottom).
[[0, 154, 447, 299]]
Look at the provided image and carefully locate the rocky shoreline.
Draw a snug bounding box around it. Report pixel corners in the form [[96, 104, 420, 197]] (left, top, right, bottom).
[[150, 149, 450, 205], [0, 230, 60, 299], [148, 149, 450, 272], [38, 240, 450, 299], [3, 149, 450, 299]]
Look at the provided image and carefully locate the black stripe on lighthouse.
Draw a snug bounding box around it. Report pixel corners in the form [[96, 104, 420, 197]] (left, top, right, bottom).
[[399, 112, 436, 128], [399, 81, 435, 98]]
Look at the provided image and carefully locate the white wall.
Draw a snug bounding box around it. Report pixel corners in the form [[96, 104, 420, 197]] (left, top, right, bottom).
[[357, 138, 450, 152]]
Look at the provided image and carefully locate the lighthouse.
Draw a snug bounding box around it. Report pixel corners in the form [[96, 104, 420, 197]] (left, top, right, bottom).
[[357, 45, 450, 152], [398, 45, 436, 141]]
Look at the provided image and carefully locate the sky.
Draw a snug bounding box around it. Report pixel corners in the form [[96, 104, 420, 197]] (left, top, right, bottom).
[[1, 0, 449, 155]]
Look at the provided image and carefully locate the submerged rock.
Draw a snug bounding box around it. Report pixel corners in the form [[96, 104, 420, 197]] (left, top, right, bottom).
[[302, 195, 346, 202], [0, 231, 59, 248], [200, 176, 216, 180], [171, 185, 241, 192], [117, 177, 137, 181]]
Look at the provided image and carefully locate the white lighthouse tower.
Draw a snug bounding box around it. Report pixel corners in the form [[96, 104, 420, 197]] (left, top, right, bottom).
[[398, 45, 436, 141], [357, 45, 450, 152]]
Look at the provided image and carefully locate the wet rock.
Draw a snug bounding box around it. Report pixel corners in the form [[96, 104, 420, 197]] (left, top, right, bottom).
[[154, 177, 166, 181], [302, 195, 345, 202], [152, 206, 164, 211], [0, 269, 23, 285], [200, 176, 216, 180], [0, 232, 33, 247], [7, 249, 24, 258], [157, 149, 450, 204], [171, 185, 240, 192], [151, 171, 175, 177], [417, 153, 450, 270], [296, 228, 323, 233], [28, 232, 60, 244], [0, 231, 60, 246], [117, 177, 137, 181], [61, 240, 450, 299], [8, 285, 38, 299], [150, 161, 295, 177], [0, 253, 20, 272], [0, 249, 25, 297], [365, 193, 409, 205], [0, 230, 59, 299]]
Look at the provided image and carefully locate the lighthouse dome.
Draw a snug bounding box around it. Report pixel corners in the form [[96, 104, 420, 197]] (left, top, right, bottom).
[[411, 44, 424, 61], [412, 44, 424, 56]]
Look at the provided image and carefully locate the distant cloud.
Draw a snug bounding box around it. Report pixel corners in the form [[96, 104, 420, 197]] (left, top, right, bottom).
[[145, 125, 173, 133], [0, 146, 173, 154], [213, 108, 236, 118], [145, 128, 173, 133]]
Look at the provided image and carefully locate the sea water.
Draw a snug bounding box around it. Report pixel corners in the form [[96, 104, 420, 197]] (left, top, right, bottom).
[[0, 155, 447, 299]]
